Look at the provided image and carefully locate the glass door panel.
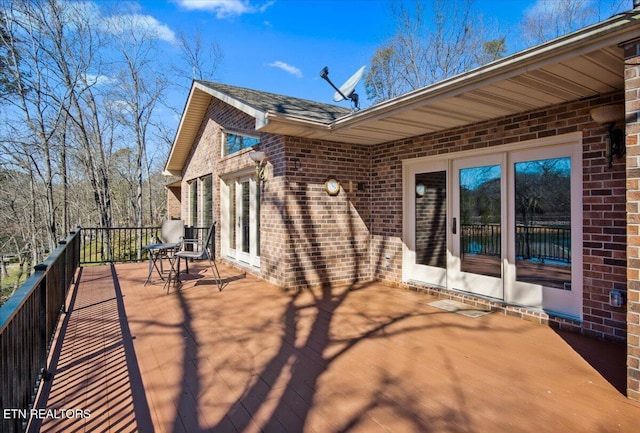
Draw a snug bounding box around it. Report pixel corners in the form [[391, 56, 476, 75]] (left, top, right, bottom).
[[241, 180, 250, 254], [238, 179, 251, 263], [403, 161, 448, 287], [514, 157, 571, 290], [459, 164, 502, 278], [508, 143, 581, 318], [228, 181, 236, 258], [223, 176, 261, 267], [415, 171, 447, 269], [452, 156, 505, 299]]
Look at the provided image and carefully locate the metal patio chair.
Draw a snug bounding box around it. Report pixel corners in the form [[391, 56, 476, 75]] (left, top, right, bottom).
[[173, 222, 224, 291], [144, 219, 184, 286]]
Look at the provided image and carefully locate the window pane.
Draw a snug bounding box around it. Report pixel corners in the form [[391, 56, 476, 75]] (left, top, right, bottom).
[[224, 133, 260, 156], [189, 180, 198, 227], [229, 182, 235, 249], [415, 171, 447, 268], [515, 157, 571, 289], [459, 165, 501, 278], [241, 181, 250, 254], [256, 185, 260, 257], [202, 175, 213, 227]]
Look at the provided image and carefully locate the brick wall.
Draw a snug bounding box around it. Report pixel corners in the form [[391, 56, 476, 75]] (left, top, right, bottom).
[[266, 137, 372, 290], [166, 185, 181, 220], [370, 92, 627, 341], [178, 89, 629, 346], [624, 37, 640, 400]]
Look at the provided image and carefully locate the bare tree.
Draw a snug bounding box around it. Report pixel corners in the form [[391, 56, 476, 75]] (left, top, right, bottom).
[[519, 0, 627, 47], [174, 27, 224, 83], [106, 6, 171, 229], [365, 0, 504, 104]]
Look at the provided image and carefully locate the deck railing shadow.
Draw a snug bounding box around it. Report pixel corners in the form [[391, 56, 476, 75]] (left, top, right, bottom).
[[28, 264, 153, 433]]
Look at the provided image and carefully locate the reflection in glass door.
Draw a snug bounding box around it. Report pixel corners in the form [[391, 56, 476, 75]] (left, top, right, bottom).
[[452, 156, 505, 299], [508, 146, 580, 317], [415, 171, 447, 269], [514, 157, 571, 290], [459, 165, 502, 278], [403, 161, 448, 288]]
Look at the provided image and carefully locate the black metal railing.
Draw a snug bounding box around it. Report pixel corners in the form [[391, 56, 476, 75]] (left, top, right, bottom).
[[461, 223, 571, 263], [0, 228, 81, 433], [80, 226, 160, 264], [461, 224, 502, 257], [0, 223, 210, 432], [515, 224, 571, 263], [79, 226, 208, 264]]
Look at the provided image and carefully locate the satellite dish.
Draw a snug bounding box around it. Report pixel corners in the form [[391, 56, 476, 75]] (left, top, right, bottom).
[[319, 65, 366, 111]]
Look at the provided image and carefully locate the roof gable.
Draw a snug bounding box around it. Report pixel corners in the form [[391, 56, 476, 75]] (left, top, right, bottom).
[[164, 80, 351, 175]]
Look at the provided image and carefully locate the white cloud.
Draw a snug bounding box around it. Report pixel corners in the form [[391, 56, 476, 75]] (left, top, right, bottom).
[[101, 14, 177, 44], [175, 0, 274, 19], [268, 61, 303, 78], [84, 73, 116, 86]]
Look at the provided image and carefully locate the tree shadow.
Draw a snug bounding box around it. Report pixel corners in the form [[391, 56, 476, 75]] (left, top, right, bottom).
[[195, 179, 491, 432]]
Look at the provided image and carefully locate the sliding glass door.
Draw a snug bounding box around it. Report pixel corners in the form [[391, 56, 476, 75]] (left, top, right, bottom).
[[403, 137, 582, 318], [451, 155, 505, 299]]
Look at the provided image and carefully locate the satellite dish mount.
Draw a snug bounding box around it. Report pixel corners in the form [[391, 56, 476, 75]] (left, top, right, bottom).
[[320, 65, 365, 111]]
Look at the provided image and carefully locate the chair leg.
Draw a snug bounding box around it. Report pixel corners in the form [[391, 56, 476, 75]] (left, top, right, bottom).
[[207, 256, 224, 291]]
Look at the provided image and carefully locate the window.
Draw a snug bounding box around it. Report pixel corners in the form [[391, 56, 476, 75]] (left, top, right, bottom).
[[202, 174, 213, 227], [223, 132, 260, 156], [189, 179, 198, 226], [188, 175, 214, 227]]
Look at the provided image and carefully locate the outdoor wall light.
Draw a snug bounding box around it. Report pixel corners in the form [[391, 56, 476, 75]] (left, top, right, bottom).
[[590, 104, 625, 168], [249, 150, 268, 182]]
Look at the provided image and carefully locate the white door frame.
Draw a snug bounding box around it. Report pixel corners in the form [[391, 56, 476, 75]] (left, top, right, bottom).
[[220, 173, 261, 268], [402, 132, 583, 319], [450, 153, 506, 299]]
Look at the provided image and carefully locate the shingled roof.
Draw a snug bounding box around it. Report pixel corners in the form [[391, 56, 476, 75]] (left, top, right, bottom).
[[195, 80, 352, 124]]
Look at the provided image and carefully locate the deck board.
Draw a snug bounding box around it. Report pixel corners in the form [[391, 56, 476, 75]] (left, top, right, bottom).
[[29, 261, 640, 432]]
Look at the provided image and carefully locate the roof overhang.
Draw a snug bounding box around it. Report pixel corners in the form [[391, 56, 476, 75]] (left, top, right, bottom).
[[163, 81, 268, 176], [259, 9, 640, 145], [165, 9, 640, 175]]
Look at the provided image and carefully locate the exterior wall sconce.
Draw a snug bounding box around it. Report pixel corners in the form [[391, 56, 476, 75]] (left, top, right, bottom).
[[249, 150, 268, 182], [590, 104, 625, 168]]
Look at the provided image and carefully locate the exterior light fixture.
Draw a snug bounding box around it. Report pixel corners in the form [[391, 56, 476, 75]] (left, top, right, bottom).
[[590, 104, 625, 168], [249, 150, 268, 182]]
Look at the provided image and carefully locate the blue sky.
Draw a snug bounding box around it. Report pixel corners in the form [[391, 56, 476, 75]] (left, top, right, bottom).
[[130, 0, 626, 111]]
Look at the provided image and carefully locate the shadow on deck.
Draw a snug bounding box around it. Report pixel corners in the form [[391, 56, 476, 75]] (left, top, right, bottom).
[[29, 261, 640, 432]]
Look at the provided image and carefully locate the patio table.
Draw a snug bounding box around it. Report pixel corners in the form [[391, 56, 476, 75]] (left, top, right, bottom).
[[144, 242, 180, 286]]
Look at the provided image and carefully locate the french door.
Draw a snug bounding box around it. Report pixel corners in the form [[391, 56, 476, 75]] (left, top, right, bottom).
[[403, 136, 582, 318], [222, 175, 260, 268], [451, 154, 505, 299]]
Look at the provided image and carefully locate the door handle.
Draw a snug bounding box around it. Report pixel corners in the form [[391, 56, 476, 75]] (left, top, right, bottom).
[[452, 217, 457, 234]]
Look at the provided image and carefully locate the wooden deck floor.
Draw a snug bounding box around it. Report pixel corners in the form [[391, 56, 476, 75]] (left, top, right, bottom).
[[29, 261, 640, 432]]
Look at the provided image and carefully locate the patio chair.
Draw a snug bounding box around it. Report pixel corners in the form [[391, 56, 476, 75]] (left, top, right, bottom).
[[159, 219, 184, 244], [174, 222, 224, 291], [144, 220, 184, 286]]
